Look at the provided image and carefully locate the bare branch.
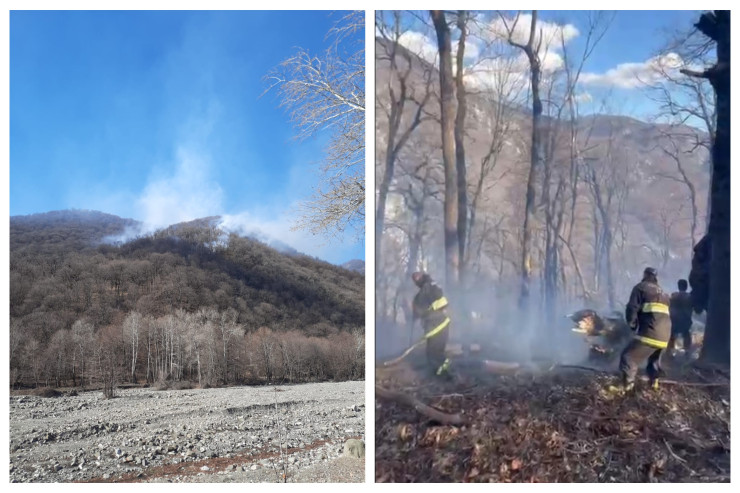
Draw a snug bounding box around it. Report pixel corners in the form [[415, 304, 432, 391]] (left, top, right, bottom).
[[264, 11, 365, 240]]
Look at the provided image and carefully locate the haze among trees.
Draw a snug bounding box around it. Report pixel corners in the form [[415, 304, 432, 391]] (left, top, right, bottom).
[[10, 211, 365, 391], [375, 10, 728, 365]]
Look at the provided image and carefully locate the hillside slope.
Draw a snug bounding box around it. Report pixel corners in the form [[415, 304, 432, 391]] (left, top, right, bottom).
[[9, 210, 364, 387]]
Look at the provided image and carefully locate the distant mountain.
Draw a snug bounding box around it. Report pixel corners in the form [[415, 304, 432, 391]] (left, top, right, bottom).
[[375, 35, 710, 296], [341, 259, 365, 273]]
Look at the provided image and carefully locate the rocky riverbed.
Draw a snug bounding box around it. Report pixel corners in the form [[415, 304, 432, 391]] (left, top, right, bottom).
[[9, 381, 365, 483]]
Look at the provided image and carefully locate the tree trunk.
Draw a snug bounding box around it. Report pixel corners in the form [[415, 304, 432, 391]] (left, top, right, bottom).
[[454, 10, 469, 334], [696, 11, 730, 365], [455, 11, 469, 280], [431, 10, 460, 291], [507, 12, 544, 314]]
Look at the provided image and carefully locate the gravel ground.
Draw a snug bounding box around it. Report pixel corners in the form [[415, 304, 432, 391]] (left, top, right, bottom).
[[9, 381, 365, 483]]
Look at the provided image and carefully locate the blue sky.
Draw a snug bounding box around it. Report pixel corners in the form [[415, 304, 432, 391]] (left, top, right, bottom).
[[537, 10, 709, 122], [10, 10, 364, 264], [383, 10, 710, 129]]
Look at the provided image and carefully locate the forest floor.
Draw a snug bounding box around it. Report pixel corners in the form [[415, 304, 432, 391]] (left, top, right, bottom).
[[9, 380, 365, 483], [375, 354, 730, 483]]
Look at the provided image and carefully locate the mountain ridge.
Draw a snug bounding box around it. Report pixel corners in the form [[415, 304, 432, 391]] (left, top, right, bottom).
[[10, 209, 362, 268]]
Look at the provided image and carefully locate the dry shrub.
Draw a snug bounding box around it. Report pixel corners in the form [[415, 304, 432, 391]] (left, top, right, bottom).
[[34, 388, 63, 398]]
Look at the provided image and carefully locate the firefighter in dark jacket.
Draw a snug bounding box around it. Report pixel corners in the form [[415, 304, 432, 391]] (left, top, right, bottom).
[[411, 272, 451, 377], [668, 279, 694, 356], [609, 267, 672, 393]]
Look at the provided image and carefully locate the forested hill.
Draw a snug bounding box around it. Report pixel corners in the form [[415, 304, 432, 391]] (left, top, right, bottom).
[[9, 210, 365, 387], [10, 209, 364, 334]]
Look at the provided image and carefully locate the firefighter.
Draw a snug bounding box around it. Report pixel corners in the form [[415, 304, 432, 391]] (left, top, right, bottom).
[[608, 267, 671, 393], [668, 279, 694, 356], [411, 272, 451, 378]]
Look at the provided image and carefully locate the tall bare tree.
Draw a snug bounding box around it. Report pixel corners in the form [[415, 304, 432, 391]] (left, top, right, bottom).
[[646, 23, 716, 230], [123, 311, 141, 383], [265, 11, 365, 239], [681, 11, 730, 365], [654, 131, 700, 247], [431, 10, 460, 290], [454, 10, 469, 278], [500, 11, 544, 312], [541, 12, 612, 318], [375, 11, 433, 287]]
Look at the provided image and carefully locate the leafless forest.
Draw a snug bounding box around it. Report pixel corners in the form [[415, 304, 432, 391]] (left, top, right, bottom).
[[9, 213, 365, 392], [375, 10, 727, 363], [375, 10, 729, 483]]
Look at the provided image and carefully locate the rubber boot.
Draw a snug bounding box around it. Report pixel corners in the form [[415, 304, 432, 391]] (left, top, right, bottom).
[[606, 379, 635, 395], [436, 358, 452, 380]]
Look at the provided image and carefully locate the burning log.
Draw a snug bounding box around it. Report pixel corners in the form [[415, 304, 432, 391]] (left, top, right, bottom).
[[567, 309, 632, 361]]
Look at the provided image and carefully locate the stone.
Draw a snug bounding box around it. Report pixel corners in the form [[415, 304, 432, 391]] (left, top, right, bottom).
[[342, 439, 365, 459]]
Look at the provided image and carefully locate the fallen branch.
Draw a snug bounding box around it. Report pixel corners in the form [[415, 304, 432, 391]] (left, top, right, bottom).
[[664, 439, 687, 463], [655, 379, 730, 387], [375, 385, 466, 426], [554, 364, 610, 374]]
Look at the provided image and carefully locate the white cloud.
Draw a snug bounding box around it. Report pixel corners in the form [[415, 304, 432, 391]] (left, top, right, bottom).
[[575, 91, 593, 103], [464, 55, 528, 97], [397, 30, 438, 64], [459, 38, 480, 60], [465, 14, 578, 91], [395, 30, 481, 71], [487, 13, 579, 48], [485, 13, 578, 74], [580, 53, 686, 89]]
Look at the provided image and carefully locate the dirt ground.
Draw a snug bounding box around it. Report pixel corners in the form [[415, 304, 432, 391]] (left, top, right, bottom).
[[375, 355, 730, 483]]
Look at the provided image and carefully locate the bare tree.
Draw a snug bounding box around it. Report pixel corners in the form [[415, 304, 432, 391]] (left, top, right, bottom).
[[463, 49, 521, 275], [265, 11, 365, 239], [645, 23, 715, 230], [681, 11, 730, 365], [375, 11, 434, 285], [395, 155, 443, 328], [581, 128, 634, 311], [123, 311, 141, 383], [431, 10, 460, 290], [217, 308, 242, 383], [454, 10, 469, 276], [499, 10, 544, 312], [645, 26, 716, 147], [71, 319, 94, 388], [653, 131, 700, 247], [542, 12, 612, 317]]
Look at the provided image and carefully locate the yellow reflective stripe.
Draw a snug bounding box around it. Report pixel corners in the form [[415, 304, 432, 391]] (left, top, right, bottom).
[[635, 335, 668, 348], [436, 358, 451, 375], [425, 317, 450, 339], [430, 296, 448, 311], [642, 302, 670, 314]]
